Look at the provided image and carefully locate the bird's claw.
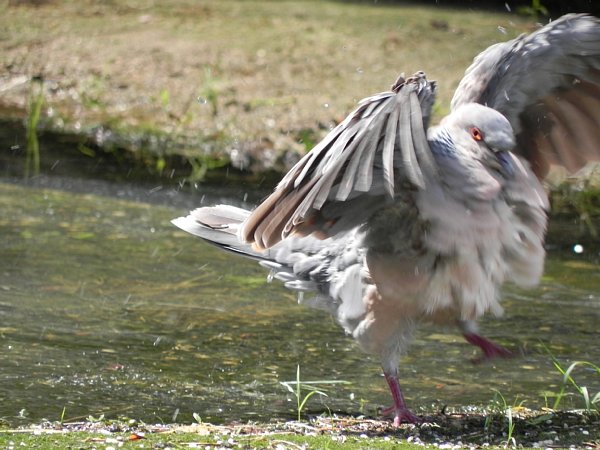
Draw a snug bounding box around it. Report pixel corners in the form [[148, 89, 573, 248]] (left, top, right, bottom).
[[464, 332, 513, 364], [380, 405, 422, 425]]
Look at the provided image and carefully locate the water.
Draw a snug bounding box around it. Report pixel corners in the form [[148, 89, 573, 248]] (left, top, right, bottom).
[[0, 180, 599, 427]]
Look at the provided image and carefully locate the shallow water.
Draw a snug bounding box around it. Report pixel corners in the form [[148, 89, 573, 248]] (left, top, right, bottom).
[[0, 180, 599, 426]]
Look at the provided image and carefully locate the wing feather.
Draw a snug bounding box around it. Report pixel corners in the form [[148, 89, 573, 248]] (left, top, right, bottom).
[[353, 106, 389, 192], [291, 131, 338, 189], [255, 178, 319, 249], [335, 118, 378, 201], [410, 92, 438, 179], [542, 95, 593, 172], [398, 87, 425, 189], [452, 14, 600, 179], [382, 102, 399, 197], [240, 72, 437, 249]]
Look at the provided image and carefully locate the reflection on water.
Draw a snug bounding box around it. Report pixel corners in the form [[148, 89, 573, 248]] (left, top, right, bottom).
[[0, 181, 599, 426]]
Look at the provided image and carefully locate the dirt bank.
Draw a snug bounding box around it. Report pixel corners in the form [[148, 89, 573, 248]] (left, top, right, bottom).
[[2, 0, 539, 179]]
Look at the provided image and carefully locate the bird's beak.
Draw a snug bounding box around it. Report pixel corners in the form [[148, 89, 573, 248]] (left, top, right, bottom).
[[490, 149, 515, 177]]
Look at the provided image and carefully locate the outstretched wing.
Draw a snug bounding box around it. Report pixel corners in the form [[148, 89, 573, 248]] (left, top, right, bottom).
[[452, 14, 600, 179], [241, 72, 438, 249]]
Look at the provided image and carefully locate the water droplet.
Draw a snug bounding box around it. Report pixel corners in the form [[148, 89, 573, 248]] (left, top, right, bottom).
[[356, 67, 363, 73], [323, 103, 329, 108], [267, 270, 275, 283], [297, 291, 304, 304], [197, 96, 208, 104], [573, 244, 584, 254]]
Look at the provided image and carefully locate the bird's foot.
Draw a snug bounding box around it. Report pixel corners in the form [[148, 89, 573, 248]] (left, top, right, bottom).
[[463, 332, 513, 364], [382, 372, 422, 425], [380, 405, 422, 425]]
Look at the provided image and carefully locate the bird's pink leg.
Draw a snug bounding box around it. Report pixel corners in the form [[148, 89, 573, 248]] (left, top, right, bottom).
[[382, 372, 421, 425], [463, 332, 512, 361]]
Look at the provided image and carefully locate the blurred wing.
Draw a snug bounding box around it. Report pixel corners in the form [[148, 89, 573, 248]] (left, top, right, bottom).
[[452, 14, 600, 178], [241, 72, 437, 249]]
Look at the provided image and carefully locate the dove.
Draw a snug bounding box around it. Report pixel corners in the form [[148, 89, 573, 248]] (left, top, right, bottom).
[[173, 14, 600, 425]]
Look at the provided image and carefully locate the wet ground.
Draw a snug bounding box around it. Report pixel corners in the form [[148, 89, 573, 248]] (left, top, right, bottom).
[[0, 178, 598, 429]]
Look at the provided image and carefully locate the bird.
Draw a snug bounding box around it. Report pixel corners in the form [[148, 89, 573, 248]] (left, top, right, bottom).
[[172, 14, 600, 426]]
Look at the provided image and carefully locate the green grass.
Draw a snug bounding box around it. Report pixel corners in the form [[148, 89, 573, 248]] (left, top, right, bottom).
[[484, 389, 528, 447], [550, 358, 600, 411], [280, 365, 350, 421], [0, 429, 425, 450], [24, 78, 44, 179]]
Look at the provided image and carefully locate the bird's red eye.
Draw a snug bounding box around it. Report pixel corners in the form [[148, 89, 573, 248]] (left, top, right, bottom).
[[470, 127, 483, 141]]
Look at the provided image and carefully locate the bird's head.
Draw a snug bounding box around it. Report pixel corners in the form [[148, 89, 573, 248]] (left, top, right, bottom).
[[440, 103, 516, 176]]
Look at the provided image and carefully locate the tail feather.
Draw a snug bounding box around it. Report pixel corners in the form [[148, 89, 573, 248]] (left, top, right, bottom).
[[172, 205, 337, 291], [172, 205, 366, 322], [171, 205, 266, 261]]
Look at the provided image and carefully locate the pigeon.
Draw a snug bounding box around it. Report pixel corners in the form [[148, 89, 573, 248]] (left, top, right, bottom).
[[172, 14, 600, 425]]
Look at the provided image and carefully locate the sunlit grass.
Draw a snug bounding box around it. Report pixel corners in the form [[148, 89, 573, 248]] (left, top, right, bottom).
[[25, 78, 44, 179], [550, 357, 600, 411], [484, 389, 527, 447], [280, 365, 350, 421]]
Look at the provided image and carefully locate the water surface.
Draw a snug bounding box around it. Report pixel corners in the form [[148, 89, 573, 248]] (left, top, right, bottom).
[[0, 181, 599, 426]]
